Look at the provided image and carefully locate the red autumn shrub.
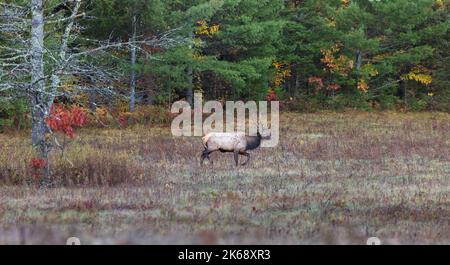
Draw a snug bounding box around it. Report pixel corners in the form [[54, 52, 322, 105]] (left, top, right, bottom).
[[118, 115, 127, 127], [308, 76, 324, 90], [46, 104, 87, 138], [327, 83, 341, 91], [29, 157, 47, 181], [267, 89, 277, 102], [29, 158, 47, 169]]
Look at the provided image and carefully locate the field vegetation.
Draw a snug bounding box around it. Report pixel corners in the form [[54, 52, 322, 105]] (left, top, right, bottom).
[[0, 112, 448, 244]]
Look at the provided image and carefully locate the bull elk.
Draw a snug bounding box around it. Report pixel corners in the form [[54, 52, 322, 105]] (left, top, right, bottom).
[[200, 125, 271, 166]]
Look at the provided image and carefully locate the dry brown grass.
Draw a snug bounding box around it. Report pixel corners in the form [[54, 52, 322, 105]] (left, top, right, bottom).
[[0, 111, 449, 244]]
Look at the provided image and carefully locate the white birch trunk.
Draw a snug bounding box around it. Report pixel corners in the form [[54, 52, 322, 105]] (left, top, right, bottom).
[[30, 0, 50, 182], [129, 13, 137, 112], [30, 0, 46, 149]]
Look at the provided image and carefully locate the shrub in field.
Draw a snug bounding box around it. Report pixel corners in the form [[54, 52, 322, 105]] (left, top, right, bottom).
[[266, 89, 277, 102], [29, 158, 47, 183], [121, 105, 174, 126], [46, 104, 88, 138], [88, 105, 173, 128], [290, 96, 324, 112], [0, 135, 148, 186], [326, 94, 372, 111], [52, 151, 146, 186], [373, 94, 398, 110], [21, 104, 89, 185], [428, 92, 450, 112]]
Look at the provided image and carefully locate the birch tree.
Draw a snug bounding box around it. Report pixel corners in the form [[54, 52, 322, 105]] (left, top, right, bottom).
[[129, 11, 137, 112], [0, 0, 185, 185]]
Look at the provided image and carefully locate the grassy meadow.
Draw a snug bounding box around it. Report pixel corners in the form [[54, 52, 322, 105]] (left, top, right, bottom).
[[0, 112, 449, 244]]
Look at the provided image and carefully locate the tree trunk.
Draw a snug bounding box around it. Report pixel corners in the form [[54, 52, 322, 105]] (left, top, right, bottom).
[[403, 81, 407, 111], [129, 13, 137, 112], [88, 89, 97, 112], [295, 70, 301, 94], [186, 66, 194, 106], [50, 0, 81, 108], [31, 0, 45, 146], [356, 50, 362, 71], [30, 0, 50, 183], [186, 31, 194, 106]]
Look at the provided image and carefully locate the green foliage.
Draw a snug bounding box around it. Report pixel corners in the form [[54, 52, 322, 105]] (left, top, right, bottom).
[[84, 0, 169, 38], [278, 0, 449, 111], [0, 99, 29, 132], [326, 93, 372, 111], [3, 0, 448, 117], [76, 0, 449, 111]]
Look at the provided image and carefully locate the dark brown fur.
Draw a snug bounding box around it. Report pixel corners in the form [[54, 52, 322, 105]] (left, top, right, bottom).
[[245, 132, 262, 150]]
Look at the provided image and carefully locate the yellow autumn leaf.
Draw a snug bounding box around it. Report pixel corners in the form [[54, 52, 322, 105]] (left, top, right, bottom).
[[401, 66, 432, 86], [434, 0, 444, 9], [341, 0, 350, 7], [195, 20, 220, 36], [358, 79, 369, 93]]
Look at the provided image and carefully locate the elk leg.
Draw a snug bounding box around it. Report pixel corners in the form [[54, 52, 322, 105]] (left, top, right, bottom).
[[207, 151, 213, 164], [240, 151, 250, 165], [234, 150, 239, 166], [200, 149, 211, 165], [200, 150, 206, 165], [204, 150, 216, 165]]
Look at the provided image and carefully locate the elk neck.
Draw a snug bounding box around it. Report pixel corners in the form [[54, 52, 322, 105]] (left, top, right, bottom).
[[245, 132, 262, 150]]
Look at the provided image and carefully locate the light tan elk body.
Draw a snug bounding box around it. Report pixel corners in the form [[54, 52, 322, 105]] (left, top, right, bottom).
[[200, 128, 270, 166]]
